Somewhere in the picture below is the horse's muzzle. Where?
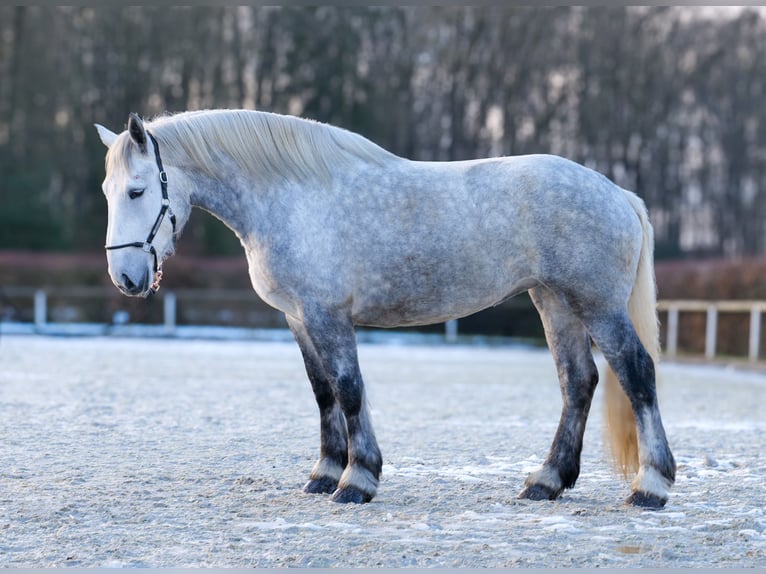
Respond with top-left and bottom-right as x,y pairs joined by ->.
117,270 -> 151,297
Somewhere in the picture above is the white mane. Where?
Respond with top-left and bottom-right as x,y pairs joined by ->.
106,109 -> 397,184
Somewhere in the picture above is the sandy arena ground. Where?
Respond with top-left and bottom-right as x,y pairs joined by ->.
0,334 -> 764,567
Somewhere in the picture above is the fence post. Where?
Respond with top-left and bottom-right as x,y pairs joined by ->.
164,291 -> 177,335
445,319 -> 458,343
666,306 -> 679,358
705,305 -> 718,360
34,290 -> 47,332
749,305 -> 761,362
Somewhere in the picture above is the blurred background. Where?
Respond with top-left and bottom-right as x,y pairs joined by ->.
2,6 -> 766,357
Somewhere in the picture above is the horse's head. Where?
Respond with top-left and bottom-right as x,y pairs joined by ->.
95,113 -> 182,297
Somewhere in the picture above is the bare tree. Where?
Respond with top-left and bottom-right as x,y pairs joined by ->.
3,7 -> 766,258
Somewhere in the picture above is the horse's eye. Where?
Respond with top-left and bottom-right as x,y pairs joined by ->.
128,188 -> 145,200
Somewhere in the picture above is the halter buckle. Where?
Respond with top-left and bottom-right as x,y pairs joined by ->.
142,242 -> 153,253
159,170 -> 168,184
161,198 -> 170,207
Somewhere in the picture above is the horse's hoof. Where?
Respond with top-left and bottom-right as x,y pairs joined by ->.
331,485 -> 373,504
626,490 -> 667,509
518,483 -> 558,501
303,477 -> 338,495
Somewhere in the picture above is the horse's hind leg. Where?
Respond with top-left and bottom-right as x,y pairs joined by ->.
288,317 -> 348,495
288,308 -> 382,503
584,309 -> 676,508
519,286 -> 600,501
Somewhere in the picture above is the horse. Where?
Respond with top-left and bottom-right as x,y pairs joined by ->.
94,109 -> 676,508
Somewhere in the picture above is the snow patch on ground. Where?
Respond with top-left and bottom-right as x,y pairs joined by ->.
0,335 -> 764,567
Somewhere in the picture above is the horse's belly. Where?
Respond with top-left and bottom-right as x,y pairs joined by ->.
350,275 -> 537,328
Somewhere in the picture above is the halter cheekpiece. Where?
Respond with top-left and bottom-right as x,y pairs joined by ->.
104,131 -> 177,292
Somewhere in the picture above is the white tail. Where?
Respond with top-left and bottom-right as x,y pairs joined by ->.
603,190 -> 660,477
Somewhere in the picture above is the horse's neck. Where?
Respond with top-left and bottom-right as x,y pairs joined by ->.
184,153 -> 396,246
186,171 -> 255,242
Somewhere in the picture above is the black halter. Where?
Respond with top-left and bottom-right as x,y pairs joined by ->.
105,131 -> 176,292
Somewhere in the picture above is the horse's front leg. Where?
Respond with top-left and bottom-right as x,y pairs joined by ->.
288,317 -> 349,495
288,310 -> 382,503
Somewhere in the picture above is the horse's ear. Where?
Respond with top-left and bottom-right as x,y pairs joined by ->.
127,112 -> 148,153
94,124 -> 118,148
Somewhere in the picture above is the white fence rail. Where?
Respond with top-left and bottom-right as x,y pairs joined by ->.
2,287 -> 764,361
1,287 -> 466,343
657,300 -> 766,362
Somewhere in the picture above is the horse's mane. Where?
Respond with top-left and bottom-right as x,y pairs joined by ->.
106,109 -> 397,184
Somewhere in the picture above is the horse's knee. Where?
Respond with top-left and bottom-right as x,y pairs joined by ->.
332,372 -> 363,416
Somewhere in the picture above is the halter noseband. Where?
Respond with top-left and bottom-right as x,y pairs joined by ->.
105,131 -> 177,293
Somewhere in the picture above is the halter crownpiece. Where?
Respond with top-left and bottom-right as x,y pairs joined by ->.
105,130 -> 176,293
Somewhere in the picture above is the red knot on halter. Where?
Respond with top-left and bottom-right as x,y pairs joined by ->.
104,130 -> 177,293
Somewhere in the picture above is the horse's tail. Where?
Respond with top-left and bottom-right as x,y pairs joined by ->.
603,189 -> 660,477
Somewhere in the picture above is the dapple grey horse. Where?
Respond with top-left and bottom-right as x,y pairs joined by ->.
95,110 -> 675,508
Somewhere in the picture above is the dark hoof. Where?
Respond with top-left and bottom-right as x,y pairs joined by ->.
518,483 -> 558,501
331,486 -> 373,504
626,490 -> 667,509
303,477 -> 338,495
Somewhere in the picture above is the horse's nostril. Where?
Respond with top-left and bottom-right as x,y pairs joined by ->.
121,273 -> 137,291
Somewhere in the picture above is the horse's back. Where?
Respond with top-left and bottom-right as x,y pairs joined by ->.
344,154 -> 643,327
